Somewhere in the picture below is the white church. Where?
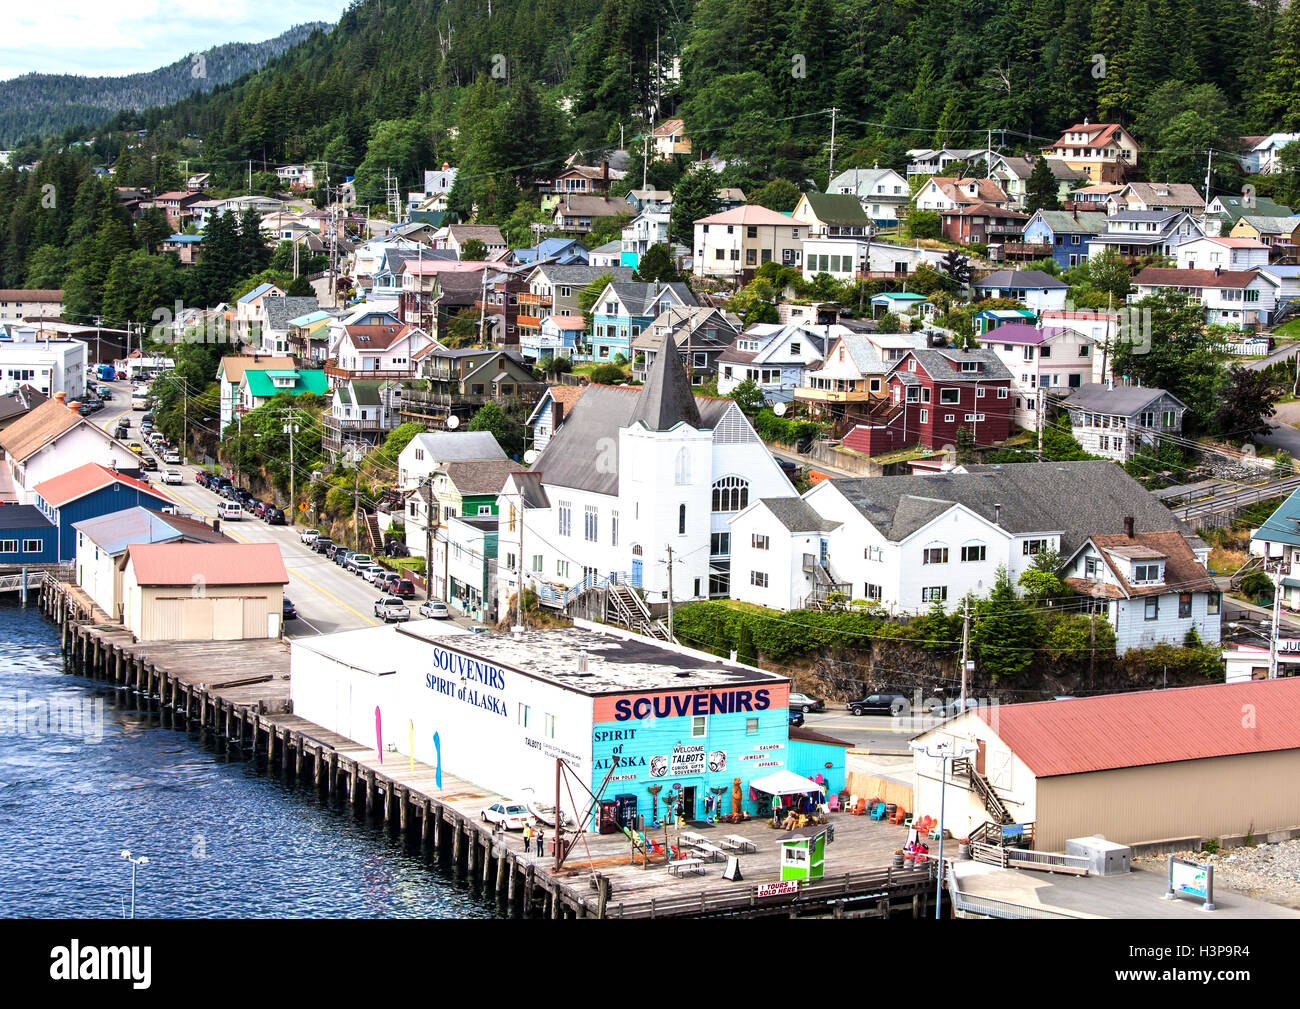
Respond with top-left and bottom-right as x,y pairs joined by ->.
500,338 -> 799,609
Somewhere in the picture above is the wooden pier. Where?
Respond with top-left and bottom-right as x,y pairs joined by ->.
36,576 -> 938,919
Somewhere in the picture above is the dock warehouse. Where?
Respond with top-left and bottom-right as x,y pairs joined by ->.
911,678 -> 1300,852
290,620 -> 791,829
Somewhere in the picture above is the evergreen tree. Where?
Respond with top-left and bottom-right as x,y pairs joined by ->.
670,166 -> 721,244
1024,156 -> 1061,213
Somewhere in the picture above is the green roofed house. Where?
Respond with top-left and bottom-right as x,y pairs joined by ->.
1250,487 -> 1300,610
792,192 -> 874,239
237,367 -> 328,418
870,291 -> 930,317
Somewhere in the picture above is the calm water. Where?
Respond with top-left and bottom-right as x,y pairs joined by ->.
0,601 -> 504,918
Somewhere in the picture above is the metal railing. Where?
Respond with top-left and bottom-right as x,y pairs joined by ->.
947,866 -> 1079,920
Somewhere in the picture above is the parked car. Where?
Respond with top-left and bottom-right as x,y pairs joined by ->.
311,537 -> 334,555
333,549 -> 354,567
266,507 -> 286,526
387,577 -> 416,599
360,564 -> 388,584
127,441 -> 144,455
777,458 -> 799,478
163,449 -> 180,464
162,469 -> 183,485
218,502 -> 242,520
468,626 -> 491,635
114,424 -> 129,441
139,456 -> 158,472
788,691 -> 826,714
253,501 -> 271,520
299,529 -> 320,544
418,600 -> 449,619
282,597 -> 297,620
325,543 -> 346,561
373,597 -> 411,623
346,553 -> 373,573
848,692 -> 912,717
480,802 -> 531,831
788,710 -> 805,728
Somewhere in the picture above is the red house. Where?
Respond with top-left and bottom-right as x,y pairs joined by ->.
938,203 -> 1028,246
842,347 -> 1014,455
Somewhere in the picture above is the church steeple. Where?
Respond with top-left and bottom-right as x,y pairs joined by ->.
629,331 -> 701,431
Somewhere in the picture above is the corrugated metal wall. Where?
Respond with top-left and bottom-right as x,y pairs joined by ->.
1035,750 -> 1300,851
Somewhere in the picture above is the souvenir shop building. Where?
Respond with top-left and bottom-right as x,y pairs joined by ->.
290,620 -> 794,830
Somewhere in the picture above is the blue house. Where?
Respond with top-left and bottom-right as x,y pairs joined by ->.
787,726 -> 854,799
0,505 -> 58,564
507,238 -> 589,266
1021,210 -> 1109,270
33,463 -> 174,560
590,281 -> 696,362
973,308 -> 1036,335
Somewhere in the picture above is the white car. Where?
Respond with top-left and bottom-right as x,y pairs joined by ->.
480,802 -> 531,831
218,502 -> 242,520
418,600 -> 450,619
163,449 -> 180,464
162,469 -> 183,485
373,597 -> 410,622
299,529 -> 320,544
361,565 -> 389,584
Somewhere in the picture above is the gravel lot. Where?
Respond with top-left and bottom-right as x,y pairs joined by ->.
1134,839 -> 1300,909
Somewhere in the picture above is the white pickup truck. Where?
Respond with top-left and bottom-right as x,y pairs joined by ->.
299,528 -> 320,544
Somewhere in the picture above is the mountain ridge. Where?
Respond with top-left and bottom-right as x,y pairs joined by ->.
0,22 -> 333,145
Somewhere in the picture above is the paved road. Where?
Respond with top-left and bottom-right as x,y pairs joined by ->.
1259,400 -> 1300,457
798,709 -> 940,752
93,377 -> 477,640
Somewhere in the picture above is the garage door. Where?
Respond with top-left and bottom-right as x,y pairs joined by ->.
181,597 -> 214,640
242,596 -> 274,638
212,597 -> 243,640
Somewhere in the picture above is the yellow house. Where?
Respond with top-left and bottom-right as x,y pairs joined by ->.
1229,215 -> 1300,264
120,541 -> 289,641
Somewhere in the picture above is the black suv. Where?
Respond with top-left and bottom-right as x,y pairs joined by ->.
848,692 -> 912,717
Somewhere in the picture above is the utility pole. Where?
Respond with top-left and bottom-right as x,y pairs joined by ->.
826,107 -> 839,191
1201,149 -> 1214,236
664,543 -> 675,641
353,459 -> 360,550
425,473 -> 434,601
283,416 -> 299,524
477,265 -> 489,346
1036,393 -> 1044,457
1267,557 -> 1289,679
247,160 -> 252,193
515,492 -> 525,631
986,129 -> 993,178
643,135 -> 650,190
182,383 -> 188,465
959,596 -> 971,712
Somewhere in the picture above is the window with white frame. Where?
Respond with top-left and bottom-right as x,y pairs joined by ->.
1133,562 -> 1162,583
611,510 -> 619,546
1144,596 -> 1159,620
961,544 -> 986,562
584,505 -> 598,541
22,539 -> 42,553
557,560 -> 571,578
692,715 -> 707,737
712,476 -> 749,512
922,547 -> 949,564
863,583 -> 882,601
752,533 -> 769,550
532,554 -> 543,572
921,586 -> 948,603
1022,539 -> 1049,555
558,501 -> 572,536
940,388 -> 960,404
750,570 -> 769,587
675,447 -> 691,485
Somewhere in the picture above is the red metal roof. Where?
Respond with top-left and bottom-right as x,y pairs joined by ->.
33,463 -> 173,508
124,541 -> 288,586
976,678 -> 1300,777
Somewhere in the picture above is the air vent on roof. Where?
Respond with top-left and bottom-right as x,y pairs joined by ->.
674,670 -> 692,678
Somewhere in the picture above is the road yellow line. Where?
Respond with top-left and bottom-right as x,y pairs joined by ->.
168,484 -> 377,627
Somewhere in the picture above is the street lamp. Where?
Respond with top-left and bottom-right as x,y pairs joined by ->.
120,850 -> 149,918
908,739 -> 977,919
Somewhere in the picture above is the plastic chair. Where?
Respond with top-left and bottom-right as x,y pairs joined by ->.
870,803 -> 887,821
890,807 -> 907,825
851,798 -> 867,816
902,814 -> 914,829
928,826 -> 945,842
827,795 -> 840,812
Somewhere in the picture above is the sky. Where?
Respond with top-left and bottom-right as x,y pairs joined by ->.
0,1 -> 347,81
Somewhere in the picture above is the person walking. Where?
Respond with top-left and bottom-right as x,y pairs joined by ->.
523,821 -> 533,854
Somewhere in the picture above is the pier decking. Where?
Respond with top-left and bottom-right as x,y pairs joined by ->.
37,576 -> 937,919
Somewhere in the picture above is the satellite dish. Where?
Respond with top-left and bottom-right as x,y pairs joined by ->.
446,415 -> 460,430
773,402 -> 788,417
524,449 -> 539,465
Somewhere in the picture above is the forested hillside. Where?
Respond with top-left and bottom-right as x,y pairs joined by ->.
0,23 -> 330,145
4,0 -> 1300,330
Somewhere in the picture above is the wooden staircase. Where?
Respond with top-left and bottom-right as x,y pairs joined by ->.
954,757 -> 1014,825
606,583 -> 672,641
